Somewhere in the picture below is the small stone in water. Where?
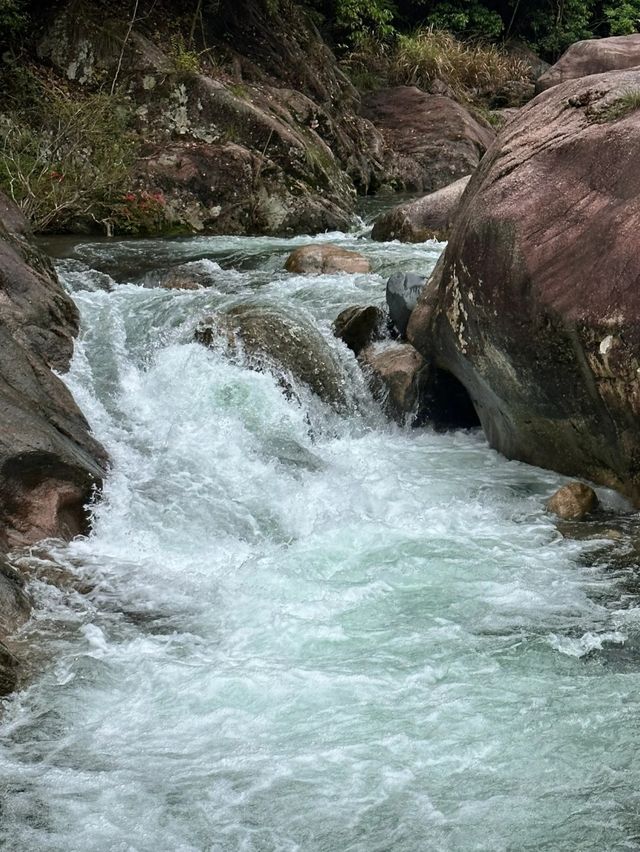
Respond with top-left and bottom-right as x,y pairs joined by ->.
546,482 -> 599,520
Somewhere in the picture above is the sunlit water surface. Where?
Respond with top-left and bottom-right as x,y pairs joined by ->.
2,228 -> 640,851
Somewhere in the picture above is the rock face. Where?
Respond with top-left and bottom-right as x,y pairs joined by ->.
0,193 -> 107,694
37,0 -> 387,236
0,197 -> 107,549
407,69 -> 640,505
333,305 -> 384,355
285,244 -> 371,275
547,482 -> 599,520
195,303 -> 348,409
359,342 -> 427,423
371,176 -> 471,243
536,34 -> 640,92
362,87 -> 495,192
386,272 -> 426,337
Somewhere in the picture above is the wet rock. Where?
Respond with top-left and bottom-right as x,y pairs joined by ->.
0,193 -> 107,550
285,244 -> 371,275
195,303 -> 348,409
407,68 -> 640,506
547,482 -> 599,520
359,342 -> 427,423
537,34 -> 640,92
362,87 -> 495,193
371,176 -> 470,243
0,559 -> 30,697
386,271 -> 425,337
333,305 -> 384,355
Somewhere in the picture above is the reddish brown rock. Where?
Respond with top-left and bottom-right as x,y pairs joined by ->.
547,482 -> 599,520
359,342 -> 427,422
536,34 -> 640,92
0,195 -> 107,550
371,176 -> 471,243
285,244 -> 371,275
362,87 -> 495,192
407,69 -> 640,504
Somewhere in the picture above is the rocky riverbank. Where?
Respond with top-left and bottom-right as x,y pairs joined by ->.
0,194 -> 107,693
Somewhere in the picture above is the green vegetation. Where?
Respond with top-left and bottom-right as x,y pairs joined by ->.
596,88 -> 640,122
0,69 -> 140,232
389,29 -> 529,101
320,0 -> 640,58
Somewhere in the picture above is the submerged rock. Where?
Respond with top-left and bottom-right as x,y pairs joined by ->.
386,271 -> 425,337
195,303 -> 348,409
536,34 -> 640,92
407,69 -> 640,504
547,483 -> 599,520
333,305 -> 384,355
285,244 -> 371,275
371,176 -> 470,243
359,342 -> 427,423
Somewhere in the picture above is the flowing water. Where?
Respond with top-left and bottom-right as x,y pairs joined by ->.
1,226 -> 640,851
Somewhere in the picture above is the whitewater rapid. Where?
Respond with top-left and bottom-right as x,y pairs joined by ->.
1,230 -> 639,851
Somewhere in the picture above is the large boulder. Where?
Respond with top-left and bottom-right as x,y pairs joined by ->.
407,69 -> 640,505
285,244 -> 371,275
371,175 -> 471,243
0,196 -> 107,549
536,34 -> 640,92
362,87 -> 495,192
195,303 -> 348,409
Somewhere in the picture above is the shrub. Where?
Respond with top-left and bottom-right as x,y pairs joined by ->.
388,28 -> 529,102
0,76 -> 139,232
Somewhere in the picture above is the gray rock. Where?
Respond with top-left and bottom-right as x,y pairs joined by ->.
386,272 -> 425,337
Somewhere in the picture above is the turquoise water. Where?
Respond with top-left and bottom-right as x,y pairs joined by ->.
1,231 -> 639,851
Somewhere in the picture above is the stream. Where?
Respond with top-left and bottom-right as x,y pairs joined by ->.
1,226 -> 640,851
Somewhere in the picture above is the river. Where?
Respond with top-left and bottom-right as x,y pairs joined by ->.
1,226 -> 639,851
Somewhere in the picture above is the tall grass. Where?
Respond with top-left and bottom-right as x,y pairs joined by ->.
388,28 -> 529,102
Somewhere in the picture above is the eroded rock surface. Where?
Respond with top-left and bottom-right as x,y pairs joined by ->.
362,87 -> 495,192
407,69 -> 640,504
37,0 -> 387,236
371,176 -> 471,243
537,34 -> 640,92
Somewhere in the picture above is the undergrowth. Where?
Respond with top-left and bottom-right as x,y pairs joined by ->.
0,66 -> 143,232
387,28 -> 530,103
597,88 -> 640,122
